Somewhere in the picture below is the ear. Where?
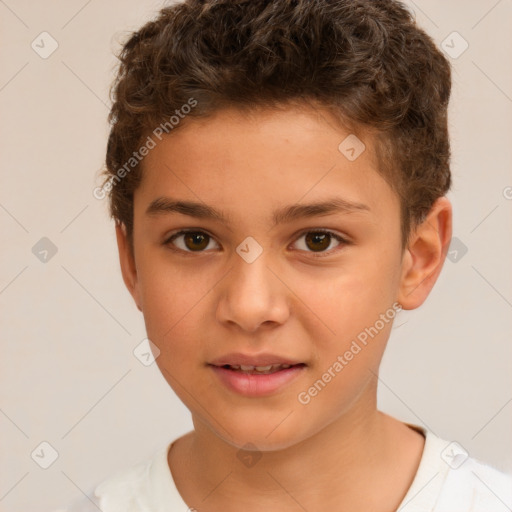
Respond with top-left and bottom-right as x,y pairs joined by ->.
115,222 -> 143,312
397,197 -> 452,310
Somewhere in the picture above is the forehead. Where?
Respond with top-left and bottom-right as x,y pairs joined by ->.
135,105 -> 399,225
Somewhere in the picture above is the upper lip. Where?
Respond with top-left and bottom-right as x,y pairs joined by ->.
209,352 -> 305,367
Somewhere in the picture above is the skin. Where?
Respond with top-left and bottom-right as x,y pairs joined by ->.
116,104 -> 452,511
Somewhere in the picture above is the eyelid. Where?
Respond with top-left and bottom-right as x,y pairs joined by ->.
163,228 -> 350,256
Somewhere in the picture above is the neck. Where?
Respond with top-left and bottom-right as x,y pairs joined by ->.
169,391 -> 425,511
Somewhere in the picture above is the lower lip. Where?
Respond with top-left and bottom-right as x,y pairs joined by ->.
210,365 -> 306,397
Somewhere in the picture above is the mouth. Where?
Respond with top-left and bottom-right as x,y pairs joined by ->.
208,360 -> 307,397
214,363 -> 306,375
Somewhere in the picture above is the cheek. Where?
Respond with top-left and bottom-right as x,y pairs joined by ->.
294,305 -> 397,424
140,268 -> 212,402
289,256 -> 402,404
290,257 -> 400,343
136,261 -> 214,354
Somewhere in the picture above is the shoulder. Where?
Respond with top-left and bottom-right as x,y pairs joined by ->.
52,441 -> 181,512
400,424 -> 512,512
50,459 -> 151,512
435,455 -> 512,512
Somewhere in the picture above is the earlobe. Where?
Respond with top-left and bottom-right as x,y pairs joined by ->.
115,222 -> 143,312
397,197 -> 452,310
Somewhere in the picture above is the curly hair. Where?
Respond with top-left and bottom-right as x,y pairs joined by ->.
104,0 -> 451,249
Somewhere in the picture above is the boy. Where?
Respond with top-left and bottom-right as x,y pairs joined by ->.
58,0 -> 512,510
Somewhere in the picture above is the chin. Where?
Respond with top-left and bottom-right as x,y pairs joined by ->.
211,414 -> 312,452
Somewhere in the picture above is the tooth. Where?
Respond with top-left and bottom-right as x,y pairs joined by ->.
240,365 -> 254,371
229,365 -> 240,370
281,364 -> 291,369
254,365 -> 273,372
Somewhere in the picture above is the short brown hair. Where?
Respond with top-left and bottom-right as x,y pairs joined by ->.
104,0 -> 451,248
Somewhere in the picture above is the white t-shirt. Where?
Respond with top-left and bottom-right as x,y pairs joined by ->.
54,425 -> 512,512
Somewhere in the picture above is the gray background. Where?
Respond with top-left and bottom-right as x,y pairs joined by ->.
1,1 -> 511,510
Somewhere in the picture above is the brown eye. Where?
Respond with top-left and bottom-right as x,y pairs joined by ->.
305,232 -> 331,252
293,230 -> 347,254
166,230 -> 219,252
183,232 -> 209,251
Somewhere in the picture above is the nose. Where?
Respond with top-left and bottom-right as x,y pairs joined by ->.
215,251 -> 290,333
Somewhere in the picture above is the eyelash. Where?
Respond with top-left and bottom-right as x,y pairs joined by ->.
163,229 -> 350,257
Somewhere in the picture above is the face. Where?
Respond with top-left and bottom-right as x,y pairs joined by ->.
121,105 -> 410,451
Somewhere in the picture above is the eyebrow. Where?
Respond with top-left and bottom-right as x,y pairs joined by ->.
146,196 -> 370,226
